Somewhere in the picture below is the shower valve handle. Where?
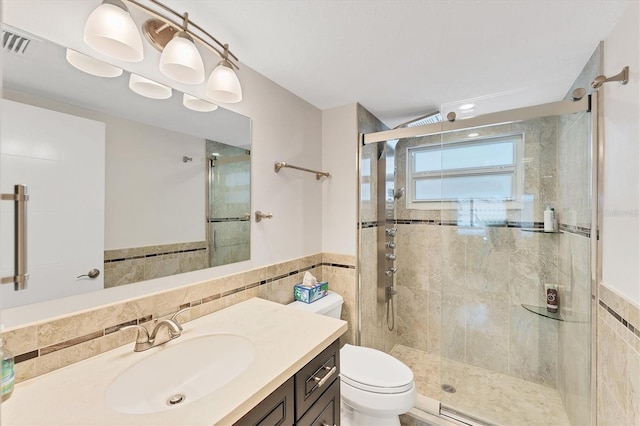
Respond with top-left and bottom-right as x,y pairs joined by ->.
385,228 -> 397,237
385,268 -> 397,277
386,241 -> 396,249
386,253 -> 396,261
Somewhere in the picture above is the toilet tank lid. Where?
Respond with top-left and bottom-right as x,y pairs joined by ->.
287,291 -> 343,315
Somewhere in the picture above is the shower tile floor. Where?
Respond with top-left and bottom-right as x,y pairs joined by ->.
390,345 -> 570,426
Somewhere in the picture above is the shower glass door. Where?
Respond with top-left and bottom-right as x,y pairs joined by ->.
360,96 -> 594,426
436,109 -> 593,426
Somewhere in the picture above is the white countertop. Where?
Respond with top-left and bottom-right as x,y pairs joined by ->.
0,298 -> 347,425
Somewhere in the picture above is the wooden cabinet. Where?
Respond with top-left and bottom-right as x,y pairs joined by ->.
235,339 -> 340,426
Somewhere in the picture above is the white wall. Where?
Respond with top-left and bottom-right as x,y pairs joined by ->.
322,104 -> 358,255
2,90 -> 206,250
601,1 -> 640,305
105,119 -> 204,249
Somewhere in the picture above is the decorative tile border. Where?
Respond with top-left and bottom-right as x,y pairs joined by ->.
600,299 -> 640,340
208,217 -> 250,223
360,219 -> 593,238
4,253 -> 356,378
104,241 -> 208,264
558,223 -> 592,238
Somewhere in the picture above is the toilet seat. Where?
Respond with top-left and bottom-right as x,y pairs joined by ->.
340,344 -> 414,394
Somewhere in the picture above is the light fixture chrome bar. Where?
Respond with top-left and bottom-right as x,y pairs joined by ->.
1,184 -> 29,291
364,96 -> 590,144
274,162 -> 330,180
125,0 -> 240,69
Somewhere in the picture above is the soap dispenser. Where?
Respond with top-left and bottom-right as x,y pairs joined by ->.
0,338 -> 14,401
0,337 -> 15,401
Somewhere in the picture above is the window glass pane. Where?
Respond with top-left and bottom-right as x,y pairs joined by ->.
414,149 -> 442,172
441,141 -> 514,170
361,183 -> 371,201
362,158 -> 371,177
415,174 -> 513,200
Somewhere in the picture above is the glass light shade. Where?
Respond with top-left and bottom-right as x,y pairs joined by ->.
66,49 -> 123,78
83,1 -> 143,62
159,33 -> 205,84
183,94 -> 218,112
128,74 -> 172,99
207,61 -> 242,103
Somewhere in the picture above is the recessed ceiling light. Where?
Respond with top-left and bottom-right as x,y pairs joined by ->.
459,103 -> 475,110
467,132 -> 480,137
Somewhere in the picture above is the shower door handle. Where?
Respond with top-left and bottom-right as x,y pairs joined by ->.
1,184 -> 29,291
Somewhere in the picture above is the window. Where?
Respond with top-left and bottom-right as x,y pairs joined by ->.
406,134 -> 523,209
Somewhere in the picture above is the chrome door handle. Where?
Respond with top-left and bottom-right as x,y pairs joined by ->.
313,365 -> 337,388
77,269 -> 100,279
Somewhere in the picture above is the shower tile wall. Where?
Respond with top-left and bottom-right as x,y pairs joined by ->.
358,104 -> 396,353
394,116 -> 561,387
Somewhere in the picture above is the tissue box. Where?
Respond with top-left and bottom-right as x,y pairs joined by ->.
294,282 -> 329,303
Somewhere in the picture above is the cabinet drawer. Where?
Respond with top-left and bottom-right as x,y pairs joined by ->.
297,379 -> 340,426
295,340 -> 340,420
235,377 -> 295,426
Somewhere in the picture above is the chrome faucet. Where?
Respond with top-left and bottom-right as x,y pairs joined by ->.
121,308 -> 190,352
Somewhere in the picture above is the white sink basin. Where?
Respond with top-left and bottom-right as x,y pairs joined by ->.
105,333 -> 255,414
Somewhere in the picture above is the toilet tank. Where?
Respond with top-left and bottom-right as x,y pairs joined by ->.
287,291 -> 343,319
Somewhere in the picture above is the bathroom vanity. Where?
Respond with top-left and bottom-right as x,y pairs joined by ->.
0,298 -> 347,425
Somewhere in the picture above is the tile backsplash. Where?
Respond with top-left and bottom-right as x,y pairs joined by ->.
1,253 -> 356,384
104,241 -> 209,288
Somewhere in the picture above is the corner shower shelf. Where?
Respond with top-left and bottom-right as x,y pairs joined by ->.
521,304 -> 564,321
519,228 -> 562,234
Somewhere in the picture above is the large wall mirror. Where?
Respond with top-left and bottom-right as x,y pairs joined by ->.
0,23 -> 251,309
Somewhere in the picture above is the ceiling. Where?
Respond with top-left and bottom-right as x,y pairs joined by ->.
158,0 -> 630,128
2,0 -> 632,129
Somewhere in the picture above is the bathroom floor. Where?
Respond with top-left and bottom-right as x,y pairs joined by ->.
390,345 -> 571,426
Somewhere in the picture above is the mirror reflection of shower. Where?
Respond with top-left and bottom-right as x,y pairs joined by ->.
206,140 -> 251,267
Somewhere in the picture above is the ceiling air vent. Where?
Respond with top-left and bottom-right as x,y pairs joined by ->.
2,28 -> 33,55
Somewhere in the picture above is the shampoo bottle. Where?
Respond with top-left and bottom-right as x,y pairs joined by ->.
0,338 -> 14,402
544,206 -> 554,232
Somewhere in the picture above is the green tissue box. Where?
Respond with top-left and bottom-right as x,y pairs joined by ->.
294,282 -> 329,303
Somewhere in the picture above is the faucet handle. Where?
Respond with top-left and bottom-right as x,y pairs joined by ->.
171,307 -> 191,324
120,324 -> 150,344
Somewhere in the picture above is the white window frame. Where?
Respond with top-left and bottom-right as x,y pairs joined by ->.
406,133 -> 524,210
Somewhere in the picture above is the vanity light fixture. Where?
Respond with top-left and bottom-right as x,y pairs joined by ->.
207,44 -> 243,103
66,49 -> 123,78
83,0 -> 243,102
128,73 -> 172,99
183,93 -> 218,112
158,13 -> 205,84
83,0 -> 144,62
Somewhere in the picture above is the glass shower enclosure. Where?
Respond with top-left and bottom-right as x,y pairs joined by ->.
358,95 -> 596,425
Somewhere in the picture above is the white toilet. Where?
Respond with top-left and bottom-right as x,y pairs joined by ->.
288,291 -> 416,426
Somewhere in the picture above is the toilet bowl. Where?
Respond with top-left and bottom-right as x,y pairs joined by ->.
288,291 -> 416,425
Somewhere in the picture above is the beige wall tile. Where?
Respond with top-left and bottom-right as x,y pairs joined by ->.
14,357 -> 37,383
0,325 -> 37,356
598,318 -> 628,412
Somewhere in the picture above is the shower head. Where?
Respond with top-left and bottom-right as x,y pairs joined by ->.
394,187 -> 405,200
394,111 -> 441,129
